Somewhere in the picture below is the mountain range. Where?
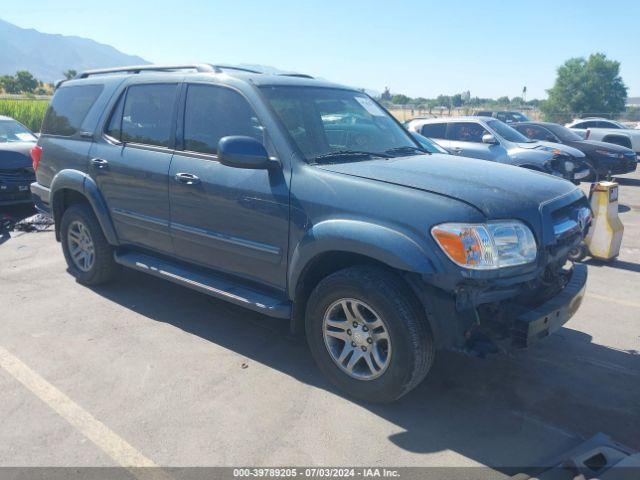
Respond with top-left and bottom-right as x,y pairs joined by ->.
0,18 -> 148,82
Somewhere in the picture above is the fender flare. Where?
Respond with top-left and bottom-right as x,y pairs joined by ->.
287,219 -> 436,299
50,169 -> 119,245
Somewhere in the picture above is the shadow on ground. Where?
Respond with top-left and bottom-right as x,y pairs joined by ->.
89,268 -> 640,472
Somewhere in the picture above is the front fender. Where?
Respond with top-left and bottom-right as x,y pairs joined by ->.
287,219 -> 436,299
50,169 -> 118,245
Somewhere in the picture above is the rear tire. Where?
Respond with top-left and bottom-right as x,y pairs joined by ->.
60,203 -> 117,285
305,266 -> 434,403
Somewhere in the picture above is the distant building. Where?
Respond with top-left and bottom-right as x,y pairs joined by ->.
626,97 -> 640,107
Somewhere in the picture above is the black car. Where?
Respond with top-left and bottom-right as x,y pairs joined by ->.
513,121 -> 637,179
473,110 -> 530,123
0,116 -> 37,206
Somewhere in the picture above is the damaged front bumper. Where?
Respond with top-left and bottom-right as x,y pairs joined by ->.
510,263 -> 587,347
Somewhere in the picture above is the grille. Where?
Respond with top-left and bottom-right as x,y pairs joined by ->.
0,168 -> 35,180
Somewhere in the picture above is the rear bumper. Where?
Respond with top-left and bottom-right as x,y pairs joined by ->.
510,263 -> 587,347
30,182 -> 52,215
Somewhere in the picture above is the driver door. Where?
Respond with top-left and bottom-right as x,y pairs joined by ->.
168,84 -> 290,290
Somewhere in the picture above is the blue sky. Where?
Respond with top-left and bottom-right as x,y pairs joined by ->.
4,0 -> 640,99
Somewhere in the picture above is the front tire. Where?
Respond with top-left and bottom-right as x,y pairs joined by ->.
60,203 -> 117,285
305,266 -> 434,403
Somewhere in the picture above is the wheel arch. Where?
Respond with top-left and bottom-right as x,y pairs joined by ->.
50,169 -> 118,245
287,220 -> 437,335
601,134 -> 633,149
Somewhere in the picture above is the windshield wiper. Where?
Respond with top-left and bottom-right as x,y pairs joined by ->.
385,146 -> 431,156
312,150 -> 390,163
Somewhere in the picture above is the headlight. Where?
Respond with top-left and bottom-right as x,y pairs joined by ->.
595,149 -> 622,159
431,221 -> 537,269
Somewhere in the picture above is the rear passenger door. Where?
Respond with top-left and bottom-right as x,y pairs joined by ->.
89,83 -> 179,254
168,84 -> 290,290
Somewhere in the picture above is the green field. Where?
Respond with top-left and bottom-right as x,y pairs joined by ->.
0,98 -> 49,132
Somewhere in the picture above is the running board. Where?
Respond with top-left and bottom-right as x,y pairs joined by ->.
114,251 -> 291,319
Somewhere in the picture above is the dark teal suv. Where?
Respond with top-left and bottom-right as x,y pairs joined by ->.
31,64 -> 590,402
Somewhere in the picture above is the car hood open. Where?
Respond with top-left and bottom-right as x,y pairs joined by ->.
317,154 -> 579,219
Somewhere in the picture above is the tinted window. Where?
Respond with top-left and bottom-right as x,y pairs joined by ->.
420,123 -> 447,139
183,85 -> 263,154
120,84 -> 178,147
486,120 -> 530,142
448,122 -> 489,142
598,121 -> 621,129
574,121 -> 596,129
41,84 -> 103,136
516,124 -> 555,141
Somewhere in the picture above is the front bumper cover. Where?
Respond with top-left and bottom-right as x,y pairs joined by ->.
510,263 -> 587,347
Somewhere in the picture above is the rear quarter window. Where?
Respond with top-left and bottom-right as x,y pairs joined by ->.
41,84 -> 104,136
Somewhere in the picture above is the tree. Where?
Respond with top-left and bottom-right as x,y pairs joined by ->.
0,75 -> 20,94
541,53 -> 627,123
63,69 -> 78,80
15,71 -> 39,93
391,93 -> 412,105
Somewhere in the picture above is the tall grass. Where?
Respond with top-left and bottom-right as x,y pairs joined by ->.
0,98 -> 49,133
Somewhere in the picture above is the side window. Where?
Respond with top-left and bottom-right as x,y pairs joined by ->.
598,121 -> 620,129
41,84 -> 104,136
420,123 -> 447,139
517,125 -> 553,141
183,84 -> 263,155
120,84 -> 178,147
575,121 -> 596,129
447,122 -> 488,142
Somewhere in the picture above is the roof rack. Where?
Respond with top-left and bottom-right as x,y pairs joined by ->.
75,64 -> 220,79
278,73 -> 314,79
210,65 -> 263,74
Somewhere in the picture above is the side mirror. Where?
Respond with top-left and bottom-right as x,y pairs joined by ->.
482,134 -> 498,145
217,136 -> 278,170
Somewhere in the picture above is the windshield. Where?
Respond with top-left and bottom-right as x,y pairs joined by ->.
546,124 -> 583,142
510,112 -> 529,122
260,86 -> 418,162
0,120 -> 36,143
487,119 -> 531,143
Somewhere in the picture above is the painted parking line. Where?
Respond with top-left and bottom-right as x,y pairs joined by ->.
0,346 -> 171,479
588,293 -> 640,309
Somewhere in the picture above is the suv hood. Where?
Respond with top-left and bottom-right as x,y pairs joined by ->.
317,154 -> 579,218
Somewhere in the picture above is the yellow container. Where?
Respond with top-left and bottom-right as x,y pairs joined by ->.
585,181 -> 623,261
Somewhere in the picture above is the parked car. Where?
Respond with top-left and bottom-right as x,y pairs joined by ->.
408,131 -> 449,154
566,118 -> 640,156
473,110 -> 530,123
406,116 -> 590,183
0,115 -> 37,206
31,64 -> 590,403
513,121 -> 637,179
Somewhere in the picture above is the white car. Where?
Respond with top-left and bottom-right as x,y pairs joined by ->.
566,118 -> 640,157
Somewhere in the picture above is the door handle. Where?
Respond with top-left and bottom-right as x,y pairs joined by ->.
90,158 -> 109,169
174,172 -> 201,185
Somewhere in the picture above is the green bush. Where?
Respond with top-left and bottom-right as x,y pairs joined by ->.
0,98 -> 49,132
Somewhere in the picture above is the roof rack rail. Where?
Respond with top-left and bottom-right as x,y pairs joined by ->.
211,65 -> 263,74
75,64 -> 219,79
278,73 -> 314,79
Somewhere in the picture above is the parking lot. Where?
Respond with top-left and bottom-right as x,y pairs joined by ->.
1,173 -> 639,475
